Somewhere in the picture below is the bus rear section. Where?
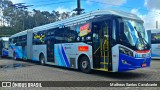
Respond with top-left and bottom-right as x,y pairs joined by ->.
8,30 -> 29,60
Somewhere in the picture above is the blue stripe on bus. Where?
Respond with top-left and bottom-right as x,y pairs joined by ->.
61,45 -> 70,67
58,46 -> 65,67
15,47 -> 22,59
57,46 -> 63,66
10,45 -> 21,59
55,46 -> 62,66
9,45 -> 26,60
12,46 -> 20,59
23,49 -> 27,59
54,47 -> 60,65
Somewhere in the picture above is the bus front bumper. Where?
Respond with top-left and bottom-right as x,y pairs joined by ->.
118,54 -> 151,72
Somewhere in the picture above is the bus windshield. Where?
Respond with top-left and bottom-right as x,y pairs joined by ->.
123,19 -> 149,50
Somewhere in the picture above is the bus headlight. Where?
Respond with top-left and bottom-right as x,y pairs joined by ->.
135,54 -> 141,58
119,47 -> 133,57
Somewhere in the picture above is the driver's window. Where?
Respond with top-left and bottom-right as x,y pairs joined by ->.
120,22 -> 130,44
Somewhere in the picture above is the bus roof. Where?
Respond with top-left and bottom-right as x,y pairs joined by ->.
10,29 -> 32,38
0,37 -> 9,41
32,9 -> 142,32
10,9 -> 142,37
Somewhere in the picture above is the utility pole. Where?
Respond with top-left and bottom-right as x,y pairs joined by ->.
73,0 -> 84,15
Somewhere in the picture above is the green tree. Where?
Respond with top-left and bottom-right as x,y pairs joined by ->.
0,0 -> 77,36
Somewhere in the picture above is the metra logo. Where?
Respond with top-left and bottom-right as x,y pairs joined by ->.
78,46 -> 89,52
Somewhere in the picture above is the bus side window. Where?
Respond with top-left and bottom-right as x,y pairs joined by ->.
62,27 -> 77,43
33,31 -> 45,45
54,29 -> 65,44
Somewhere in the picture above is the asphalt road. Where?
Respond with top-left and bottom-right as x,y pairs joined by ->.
0,58 -> 159,90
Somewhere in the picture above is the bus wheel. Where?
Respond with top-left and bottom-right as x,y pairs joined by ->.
79,56 -> 91,73
39,54 -> 45,65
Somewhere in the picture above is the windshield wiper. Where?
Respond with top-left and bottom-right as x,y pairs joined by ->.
134,27 -> 142,38
134,26 -> 147,48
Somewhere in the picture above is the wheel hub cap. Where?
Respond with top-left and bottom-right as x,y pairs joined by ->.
82,61 -> 87,69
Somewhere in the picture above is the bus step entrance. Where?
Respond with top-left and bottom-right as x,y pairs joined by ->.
95,37 -> 110,71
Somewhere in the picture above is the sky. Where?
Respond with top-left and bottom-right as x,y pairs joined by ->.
9,0 -> 160,30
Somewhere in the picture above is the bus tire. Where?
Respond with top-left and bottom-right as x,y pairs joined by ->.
39,53 -> 45,65
79,56 -> 91,73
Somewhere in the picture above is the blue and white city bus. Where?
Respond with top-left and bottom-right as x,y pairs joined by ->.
8,10 -> 151,73
147,29 -> 160,59
0,37 -> 9,57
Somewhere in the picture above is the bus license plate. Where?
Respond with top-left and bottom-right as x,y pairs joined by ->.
142,63 -> 146,67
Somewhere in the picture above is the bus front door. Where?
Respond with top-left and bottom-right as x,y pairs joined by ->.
93,21 -> 110,71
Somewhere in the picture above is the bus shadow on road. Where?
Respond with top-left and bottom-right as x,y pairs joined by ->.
44,64 -> 146,80
3,58 -> 148,80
